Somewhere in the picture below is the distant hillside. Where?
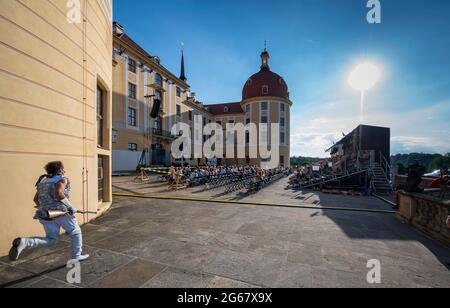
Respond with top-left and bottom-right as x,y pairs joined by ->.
290,156 -> 324,166
391,153 -> 450,172
290,153 -> 450,172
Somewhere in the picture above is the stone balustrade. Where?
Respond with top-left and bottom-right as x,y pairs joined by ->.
396,189 -> 450,245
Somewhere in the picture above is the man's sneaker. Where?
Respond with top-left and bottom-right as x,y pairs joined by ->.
9,238 -> 26,261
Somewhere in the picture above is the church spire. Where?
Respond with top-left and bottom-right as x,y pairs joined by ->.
179,43 -> 187,82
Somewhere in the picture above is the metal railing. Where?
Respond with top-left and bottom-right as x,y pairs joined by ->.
295,169 -> 369,191
151,128 -> 176,138
379,152 -> 393,183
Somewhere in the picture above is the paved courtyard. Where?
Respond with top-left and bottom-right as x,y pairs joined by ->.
1,176 -> 449,288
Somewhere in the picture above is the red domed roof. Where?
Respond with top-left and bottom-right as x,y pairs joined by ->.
242,69 -> 289,101
242,50 -> 289,101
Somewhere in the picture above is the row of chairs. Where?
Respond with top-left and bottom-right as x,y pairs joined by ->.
247,171 -> 289,194
224,175 -> 258,194
188,175 -> 210,187
156,172 -> 239,189
205,174 -> 252,190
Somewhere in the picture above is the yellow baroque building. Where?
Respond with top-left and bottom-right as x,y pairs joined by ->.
112,23 -> 292,171
0,0 -> 113,255
111,22 -> 195,171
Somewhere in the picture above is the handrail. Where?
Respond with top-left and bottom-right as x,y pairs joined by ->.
379,152 -> 392,182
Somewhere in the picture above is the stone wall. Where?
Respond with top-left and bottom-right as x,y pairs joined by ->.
395,175 -> 434,189
396,190 -> 450,245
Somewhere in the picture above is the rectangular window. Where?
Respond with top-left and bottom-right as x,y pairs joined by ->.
155,90 -> 163,110
280,117 -> 285,127
155,73 -> 163,87
262,85 -> 269,95
261,102 -> 268,111
280,103 -> 285,112
128,83 -> 136,99
155,90 -> 162,100
280,156 -> 285,167
188,110 -> 193,121
246,132 -> 250,143
128,107 -> 136,127
112,129 -> 118,143
154,116 -> 162,130
176,105 -> 181,117
98,156 -> 104,202
261,116 -> 268,123
128,58 -> 136,73
128,143 -> 138,151
245,104 -> 250,113
176,87 -> 181,97
96,86 -> 104,148
280,132 -> 286,144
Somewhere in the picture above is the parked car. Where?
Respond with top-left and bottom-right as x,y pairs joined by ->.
424,169 -> 450,178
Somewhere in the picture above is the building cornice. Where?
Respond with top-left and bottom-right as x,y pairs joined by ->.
182,100 -> 210,114
113,36 -> 190,90
241,96 -> 293,106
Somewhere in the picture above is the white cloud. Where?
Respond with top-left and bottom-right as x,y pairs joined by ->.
290,99 -> 450,157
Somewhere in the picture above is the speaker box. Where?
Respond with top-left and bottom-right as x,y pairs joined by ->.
150,99 -> 161,118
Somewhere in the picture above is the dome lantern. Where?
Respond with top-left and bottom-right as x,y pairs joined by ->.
261,49 -> 270,70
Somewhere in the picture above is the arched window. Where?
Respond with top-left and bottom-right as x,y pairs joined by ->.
262,85 -> 269,95
224,106 -> 229,113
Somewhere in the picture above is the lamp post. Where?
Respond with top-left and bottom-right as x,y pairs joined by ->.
348,62 -> 381,124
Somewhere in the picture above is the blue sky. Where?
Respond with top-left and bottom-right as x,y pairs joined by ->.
113,0 -> 450,157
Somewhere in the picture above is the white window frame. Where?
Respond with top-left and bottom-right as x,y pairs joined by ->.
279,102 -> 287,146
260,101 -> 270,145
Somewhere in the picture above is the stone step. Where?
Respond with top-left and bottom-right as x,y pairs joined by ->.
374,182 -> 391,186
374,186 -> 393,190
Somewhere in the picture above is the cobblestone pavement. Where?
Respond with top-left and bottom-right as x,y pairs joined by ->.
1,177 -> 449,288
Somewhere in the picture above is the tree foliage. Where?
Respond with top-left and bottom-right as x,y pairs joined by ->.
290,156 -> 324,166
391,153 -> 450,172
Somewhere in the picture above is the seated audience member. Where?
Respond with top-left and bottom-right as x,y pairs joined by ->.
429,166 -> 449,189
405,161 -> 427,193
